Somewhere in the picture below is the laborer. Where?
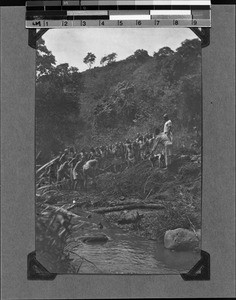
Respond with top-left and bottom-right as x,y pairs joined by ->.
151,128 -> 173,168
163,113 -> 173,142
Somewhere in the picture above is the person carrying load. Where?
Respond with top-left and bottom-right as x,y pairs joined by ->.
151,128 -> 173,168
72,156 -> 86,190
82,159 -> 99,190
163,113 -> 173,142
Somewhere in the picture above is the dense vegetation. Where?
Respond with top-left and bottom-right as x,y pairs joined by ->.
36,38 -> 201,162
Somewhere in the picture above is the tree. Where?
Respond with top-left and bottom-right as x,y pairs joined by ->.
179,74 -> 201,128
176,39 -> 201,59
36,38 -> 56,79
100,55 -> 108,66
94,81 -> 138,129
106,52 -> 117,64
133,49 -> 150,62
36,39 -> 84,162
153,47 -> 174,59
100,53 -> 117,66
83,52 -> 96,69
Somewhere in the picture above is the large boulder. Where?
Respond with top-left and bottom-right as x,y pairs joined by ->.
164,228 -> 201,251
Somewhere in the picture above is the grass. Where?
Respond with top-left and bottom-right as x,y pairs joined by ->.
36,197 -> 77,273
96,143 -> 201,242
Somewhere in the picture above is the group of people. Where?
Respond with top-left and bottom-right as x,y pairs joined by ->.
38,114 -> 173,190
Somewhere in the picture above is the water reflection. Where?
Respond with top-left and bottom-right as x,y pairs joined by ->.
72,218 -> 200,274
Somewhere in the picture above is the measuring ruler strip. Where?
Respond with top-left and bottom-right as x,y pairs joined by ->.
26,18 -> 210,27
26,16 -> 201,21
26,0 -> 211,27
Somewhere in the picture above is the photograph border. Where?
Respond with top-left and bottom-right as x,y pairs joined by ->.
33,22 -> 203,277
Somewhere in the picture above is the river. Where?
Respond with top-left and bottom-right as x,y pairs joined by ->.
68,207 -> 200,274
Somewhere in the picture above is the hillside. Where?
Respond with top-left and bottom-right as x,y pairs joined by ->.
36,38 -> 201,161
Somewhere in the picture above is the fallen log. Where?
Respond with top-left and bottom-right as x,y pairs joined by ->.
41,203 -> 80,218
91,203 -> 165,214
67,201 -> 87,209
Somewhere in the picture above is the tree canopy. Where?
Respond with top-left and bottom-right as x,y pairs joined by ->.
36,39 -> 84,162
100,52 -> 117,66
83,52 -> 96,69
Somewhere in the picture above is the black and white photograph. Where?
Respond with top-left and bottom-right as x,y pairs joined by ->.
35,28 -> 202,274
1,2 -> 236,298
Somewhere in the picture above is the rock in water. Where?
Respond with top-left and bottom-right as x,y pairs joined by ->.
79,234 -> 109,244
164,228 -> 200,251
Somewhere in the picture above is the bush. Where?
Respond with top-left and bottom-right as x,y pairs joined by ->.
36,200 -> 76,273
